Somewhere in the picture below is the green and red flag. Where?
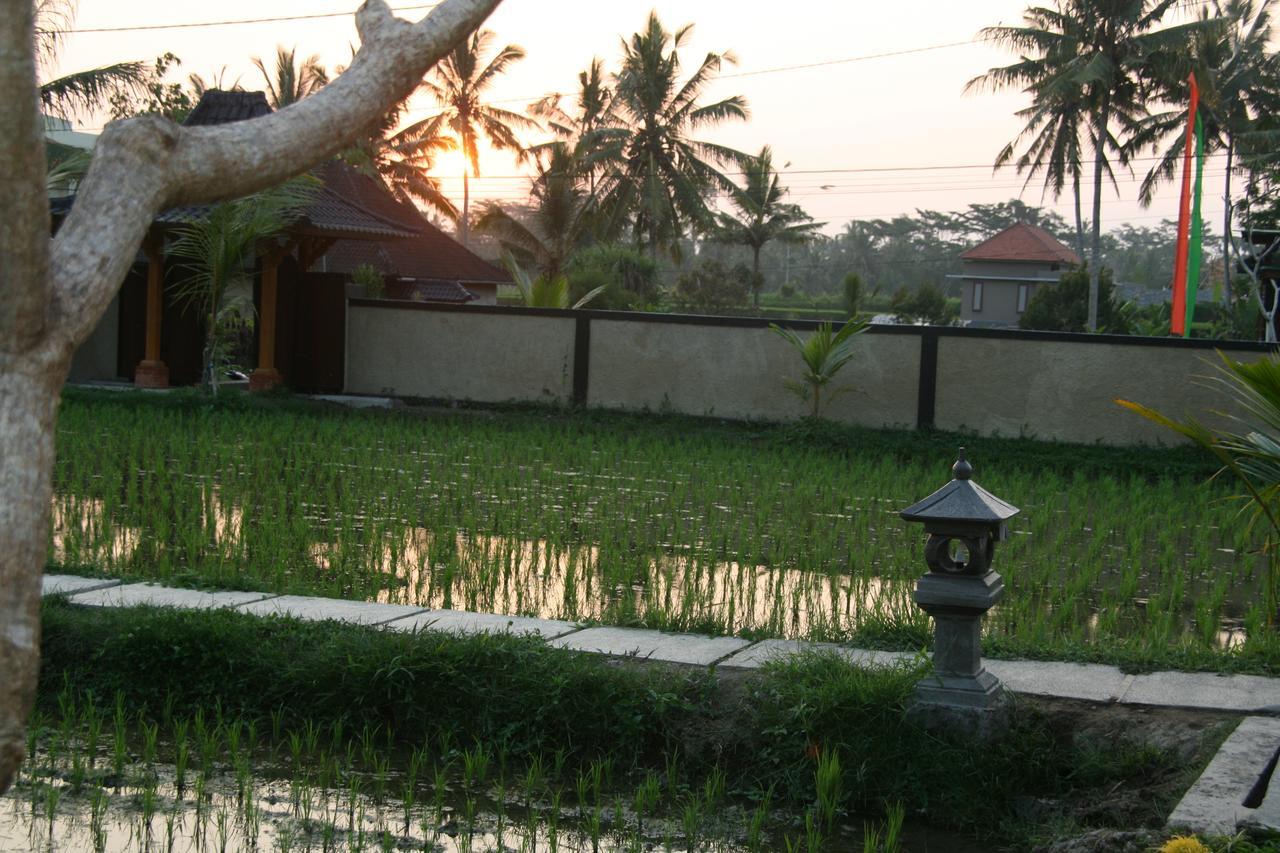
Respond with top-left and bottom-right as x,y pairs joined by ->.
1171,73 -> 1205,336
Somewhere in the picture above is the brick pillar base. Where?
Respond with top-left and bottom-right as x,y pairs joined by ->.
133,360 -> 170,389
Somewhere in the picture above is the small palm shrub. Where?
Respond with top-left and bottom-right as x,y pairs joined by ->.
770,319 -> 870,419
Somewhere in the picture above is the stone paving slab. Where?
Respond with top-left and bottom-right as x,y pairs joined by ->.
308,394 -> 395,409
985,660 -> 1134,703
1121,671 -> 1280,713
1255,745 -> 1280,832
387,609 -> 580,639
720,639 -> 918,670
67,583 -> 274,610
549,627 -> 750,666
1168,716 -> 1280,835
42,574 -> 121,596
233,595 -> 427,626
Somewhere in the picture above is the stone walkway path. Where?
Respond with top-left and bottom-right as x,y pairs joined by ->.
43,574 -> 1280,714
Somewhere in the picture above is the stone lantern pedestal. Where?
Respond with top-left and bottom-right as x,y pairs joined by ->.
913,571 -> 1005,710
900,450 -> 1018,738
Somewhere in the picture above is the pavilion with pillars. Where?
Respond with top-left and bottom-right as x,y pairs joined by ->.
127,90 -> 421,391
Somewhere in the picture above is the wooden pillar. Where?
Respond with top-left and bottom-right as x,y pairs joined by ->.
249,247 -> 286,392
133,235 -> 169,388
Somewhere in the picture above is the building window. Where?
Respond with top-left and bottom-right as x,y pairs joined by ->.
972,282 -> 984,312
1017,283 -> 1029,313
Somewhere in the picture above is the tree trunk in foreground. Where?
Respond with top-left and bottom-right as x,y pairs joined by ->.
1087,97 -> 1111,332
0,0 -> 505,796
1224,135 -> 1235,304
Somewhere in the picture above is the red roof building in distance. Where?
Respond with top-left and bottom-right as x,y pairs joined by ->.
951,224 -> 1082,328
960,223 -> 1081,266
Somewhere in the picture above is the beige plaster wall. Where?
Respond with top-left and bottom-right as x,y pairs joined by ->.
68,293 -> 119,382
587,320 -> 920,427
933,336 -> 1265,445
345,306 -> 575,402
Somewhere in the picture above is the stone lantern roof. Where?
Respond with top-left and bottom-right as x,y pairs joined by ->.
899,450 -> 1019,533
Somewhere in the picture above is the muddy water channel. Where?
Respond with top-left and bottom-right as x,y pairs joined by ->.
3,724 -> 982,852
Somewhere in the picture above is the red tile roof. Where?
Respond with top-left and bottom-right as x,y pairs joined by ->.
312,161 -> 510,284
960,223 -> 1081,265
176,91 -> 508,283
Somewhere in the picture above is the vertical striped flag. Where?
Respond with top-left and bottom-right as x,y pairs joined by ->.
1171,73 -> 1205,336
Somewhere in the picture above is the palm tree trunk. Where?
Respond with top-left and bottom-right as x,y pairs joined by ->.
1073,169 -> 1085,260
752,244 -> 762,309
1224,135 -> 1235,303
461,170 -> 470,247
1087,98 -> 1110,332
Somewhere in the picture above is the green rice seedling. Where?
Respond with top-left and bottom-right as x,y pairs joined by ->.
288,730 -> 304,773
680,795 -> 702,853
547,789 -> 562,853
882,800 -> 905,853
523,754 -> 544,810
702,765 -> 726,812
42,783 -> 60,829
165,803 -> 179,853
633,771 -> 661,838
461,796 -> 477,853
746,787 -> 773,853
111,718 -> 128,781
303,717 -> 322,758
586,803 -> 605,853
461,742 -> 490,793
815,747 -> 843,831
215,804 -> 231,853
270,707 -> 285,744
141,717 -> 160,768
401,778 -> 417,835
664,750 -> 682,799
90,787 -> 108,852
372,754 -> 390,805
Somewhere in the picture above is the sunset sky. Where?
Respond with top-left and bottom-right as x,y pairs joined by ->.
47,0 -> 1227,237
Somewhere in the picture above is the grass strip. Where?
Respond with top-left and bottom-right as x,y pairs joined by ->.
38,599 -> 1205,842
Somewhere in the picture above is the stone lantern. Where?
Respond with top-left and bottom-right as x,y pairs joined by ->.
900,448 -> 1019,730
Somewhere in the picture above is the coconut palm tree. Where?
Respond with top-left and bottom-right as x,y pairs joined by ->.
714,145 -> 822,308
528,58 -> 627,194
607,12 -> 750,257
475,143 -> 603,279
347,109 -> 458,220
414,29 -> 537,246
35,0 -> 147,119
251,46 -> 328,110
1128,0 -> 1280,299
973,0 -> 1214,330
967,66 -> 1091,259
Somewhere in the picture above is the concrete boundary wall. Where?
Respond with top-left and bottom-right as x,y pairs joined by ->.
345,300 -> 1275,446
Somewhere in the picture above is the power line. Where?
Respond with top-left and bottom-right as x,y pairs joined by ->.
42,3 -> 439,34
717,40 -> 977,79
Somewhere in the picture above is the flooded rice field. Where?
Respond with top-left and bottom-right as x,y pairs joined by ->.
50,395 -> 1269,653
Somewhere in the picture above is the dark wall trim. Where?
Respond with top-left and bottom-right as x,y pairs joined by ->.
347,299 -> 1278,353
917,329 -> 939,428
573,316 -> 591,406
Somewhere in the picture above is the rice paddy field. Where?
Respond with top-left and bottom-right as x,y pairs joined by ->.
48,388 -> 1279,670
